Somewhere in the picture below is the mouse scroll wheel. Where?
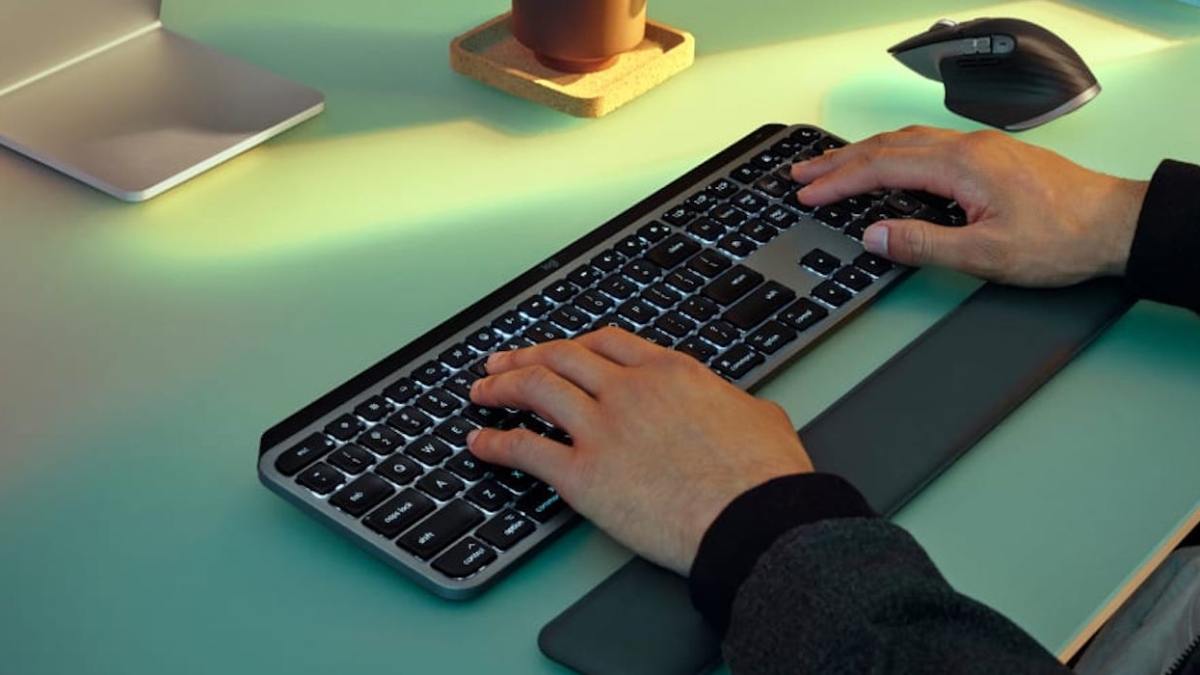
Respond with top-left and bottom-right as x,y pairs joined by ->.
930,18 -> 958,30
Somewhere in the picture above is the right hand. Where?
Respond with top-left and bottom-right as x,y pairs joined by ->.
791,126 -> 1150,287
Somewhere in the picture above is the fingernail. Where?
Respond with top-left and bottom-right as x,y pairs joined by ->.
863,224 -> 889,255
467,430 -> 480,447
485,351 -> 504,372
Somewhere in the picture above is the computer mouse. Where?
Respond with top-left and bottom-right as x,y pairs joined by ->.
889,17 -> 1100,131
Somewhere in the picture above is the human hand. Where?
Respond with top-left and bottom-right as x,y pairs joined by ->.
791,126 -> 1149,287
466,328 -> 813,576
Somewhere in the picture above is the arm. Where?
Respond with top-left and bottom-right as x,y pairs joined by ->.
791,126 -> 1200,312
464,329 -> 1070,674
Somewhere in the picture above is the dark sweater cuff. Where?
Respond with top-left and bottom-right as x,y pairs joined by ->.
687,473 -> 876,635
1126,160 -> 1200,313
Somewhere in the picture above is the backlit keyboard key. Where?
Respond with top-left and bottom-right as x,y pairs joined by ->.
331,474 -> 394,517
477,511 -> 537,550
412,360 -> 449,387
433,538 -> 497,579
354,396 -> 392,423
406,435 -> 454,466
704,266 -> 764,305
779,299 -> 828,332
375,454 -> 424,486
328,445 -> 374,475
297,462 -> 344,495
646,234 -> 701,269
398,500 -> 484,560
417,468 -> 465,501
325,414 -> 363,442
713,344 -> 765,380
363,489 -> 435,538
388,406 -> 434,436
813,280 -> 853,307
275,433 -> 336,476
357,425 -> 404,456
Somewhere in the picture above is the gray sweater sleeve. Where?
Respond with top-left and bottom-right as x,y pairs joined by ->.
723,518 -> 1071,675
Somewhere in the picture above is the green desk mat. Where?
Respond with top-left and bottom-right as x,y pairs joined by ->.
1,2 -> 1199,673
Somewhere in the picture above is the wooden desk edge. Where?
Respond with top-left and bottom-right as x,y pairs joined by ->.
1058,501 -> 1200,662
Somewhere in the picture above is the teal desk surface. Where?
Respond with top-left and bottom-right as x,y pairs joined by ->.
2,1 -> 1200,673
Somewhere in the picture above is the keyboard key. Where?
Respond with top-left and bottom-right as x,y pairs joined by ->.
465,479 -> 512,512
854,253 -> 894,277
398,500 -> 484,560
463,405 -> 509,428
568,264 -> 603,287
750,151 -> 782,170
645,233 -> 701,269
790,127 -> 822,143
704,265 -> 764,305
844,220 -> 868,241
354,396 -> 392,423
813,280 -> 853,307
593,314 -> 639,333
363,489 -> 435,538
549,305 -> 591,332
816,137 -> 845,153
598,274 -> 637,300
642,282 -> 682,309
660,205 -> 694,227
498,336 -> 534,353
637,221 -> 672,243
433,538 -> 497,579
762,205 -> 799,229
747,320 -> 798,355
676,336 -> 718,363
622,259 -> 662,285
838,195 -> 874,215
406,435 -> 454,466
325,414 -> 364,442
492,310 -> 528,335
447,451 -> 491,481
544,280 -> 580,303
753,173 -> 792,198
329,444 -> 375,475
711,204 -> 748,228
731,163 -> 763,184
665,268 -> 705,294
466,328 -> 500,352
733,190 -> 768,213
495,468 -> 536,494
723,281 -> 797,330
618,299 -> 659,325
358,425 -> 405,456
526,321 -> 567,344
639,327 -> 676,347
686,217 -> 724,242
713,344 -> 766,380
740,219 -> 778,244
518,295 -> 554,318
700,320 -> 739,348
783,189 -> 812,213
717,234 -> 756,258
779,299 -> 829,332
331,474 -> 394,517
417,468 -> 465,501
516,483 -> 568,523
417,389 -> 460,418
477,511 -> 537,550
435,416 -> 477,447
707,178 -> 740,199
800,249 -> 840,276
382,377 -> 420,405
886,192 -> 923,216
297,462 -> 344,495
679,295 -> 719,322
834,266 -> 873,292
439,343 -> 475,369
814,205 -> 852,228
616,235 -> 648,258
594,249 -> 628,273
375,454 -> 424,486
655,311 -> 697,338
275,433 -> 336,476
412,360 -> 450,387
574,289 -> 615,315
685,191 -> 720,213
688,250 -> 733,278
444,371 -> 479,400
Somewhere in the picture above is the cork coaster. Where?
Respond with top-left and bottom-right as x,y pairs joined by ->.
450,13 -> 695,118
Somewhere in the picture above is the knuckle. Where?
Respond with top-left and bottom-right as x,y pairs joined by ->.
521,365 -> 556,393
902,223 -> 931,262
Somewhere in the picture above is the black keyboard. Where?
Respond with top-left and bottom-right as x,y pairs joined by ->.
257,124 -> 967,599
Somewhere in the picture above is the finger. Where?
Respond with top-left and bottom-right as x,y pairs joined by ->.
573,326 -> 663,366
791,126 -> 954,183
795,148 -> 963,206
471,365 -> 597,431
863,218 -> 977,271
484,340 -> 620,395
468,428 -> 574,487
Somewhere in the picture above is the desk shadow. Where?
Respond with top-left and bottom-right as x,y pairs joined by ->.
201,24 -> 584,140
1059,0 -> 1200,38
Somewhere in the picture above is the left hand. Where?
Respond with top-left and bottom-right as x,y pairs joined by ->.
467,328 -> 814,575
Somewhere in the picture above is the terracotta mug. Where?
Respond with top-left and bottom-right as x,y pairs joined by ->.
511,0 -> 648,73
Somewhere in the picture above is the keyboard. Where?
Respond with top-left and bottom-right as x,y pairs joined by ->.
257,124 -> 967,599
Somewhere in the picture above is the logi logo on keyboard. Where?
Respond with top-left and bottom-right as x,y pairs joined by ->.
539,259 -> 561,272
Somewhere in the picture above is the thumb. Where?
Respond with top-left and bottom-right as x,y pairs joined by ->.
863,219 -> 972,269
467,427 -> 575,489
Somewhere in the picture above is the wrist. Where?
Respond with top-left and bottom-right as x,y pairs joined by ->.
1096,177 -> 1149,277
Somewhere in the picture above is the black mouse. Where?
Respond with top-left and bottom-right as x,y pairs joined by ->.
889,17 -> 1100,131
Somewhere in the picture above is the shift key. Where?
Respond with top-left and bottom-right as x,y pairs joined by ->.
397,500 -> 484,560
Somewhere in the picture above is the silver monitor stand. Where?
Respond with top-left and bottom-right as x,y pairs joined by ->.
0,0 -> 325,201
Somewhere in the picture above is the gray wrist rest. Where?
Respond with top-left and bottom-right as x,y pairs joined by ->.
539,279 -> 1134,675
